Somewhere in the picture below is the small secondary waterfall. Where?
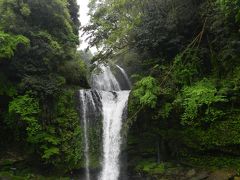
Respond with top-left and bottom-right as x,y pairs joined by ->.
79,64 -> 131,180
79,91 -> 91,180
116,65 -> 132,89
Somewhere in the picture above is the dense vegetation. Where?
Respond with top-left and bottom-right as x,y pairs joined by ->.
84,0 -> 240,178
0,0 -> 90,178
0,0 -> 240,179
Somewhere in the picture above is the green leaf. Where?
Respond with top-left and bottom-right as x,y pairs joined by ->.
0,31 -> 29,59
132,76 -> 160,108
42,147 -> 60,159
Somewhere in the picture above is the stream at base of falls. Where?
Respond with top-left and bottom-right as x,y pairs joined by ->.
79,64 -> 131,180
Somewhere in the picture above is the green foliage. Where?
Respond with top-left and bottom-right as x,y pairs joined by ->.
175,79 -> 227,126
68,0 -> 80,35
37,129 -> 60,161
0,73 -> 17,96
173,49 -> 202,86
132,76 -> 160,108
0,170 -> 71,180
7,90 -> 83,169
158,103 -> 173,119
54,89 -> 83,170
9,93 -> 39,117
180,113 -> 240,150
59,58 -> 88,86
133,0 -> 202,59
0,31 -> 29,59
9,93 -> 41,141
0,0 -> 240,176
135,160 -> 165,175
85,0 -> 203,62
84,0 -> 141,61
42,147 -> 60,160
8,94 -> 61,161
20,3 -> 31,17
217,0 -> 240,23
0,0 -> 86,173
185,156 -> 240,171
123,0 -> 240,173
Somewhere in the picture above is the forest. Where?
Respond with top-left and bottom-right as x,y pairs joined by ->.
0,0 -> 240,179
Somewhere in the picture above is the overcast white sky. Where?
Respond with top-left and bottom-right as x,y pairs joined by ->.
77,0 -> 97,52
77,0 -> 90,27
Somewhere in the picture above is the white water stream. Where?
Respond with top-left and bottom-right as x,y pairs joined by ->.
116,65 -> 132,89
91,64 -> 121,91
79,91 -> 91,180
99,91 -> 129,180
79,64 -> 130,180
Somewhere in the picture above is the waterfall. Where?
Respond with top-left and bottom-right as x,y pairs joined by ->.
100,91 -> 130,180
79,91 -> 91,180
116,65 -> 132,89
91,64 -> 121,91
79,64 -> 131,180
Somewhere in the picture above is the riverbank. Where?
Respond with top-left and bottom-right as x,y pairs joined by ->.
127,153 -> 240,180
1,155 -> 240,180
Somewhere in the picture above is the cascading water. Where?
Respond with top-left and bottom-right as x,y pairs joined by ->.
79,64 -> 131,180
79,91 -> 91,180
116,65 -> 132,89
91,64 -> 121,91
100,91 -> 129,180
